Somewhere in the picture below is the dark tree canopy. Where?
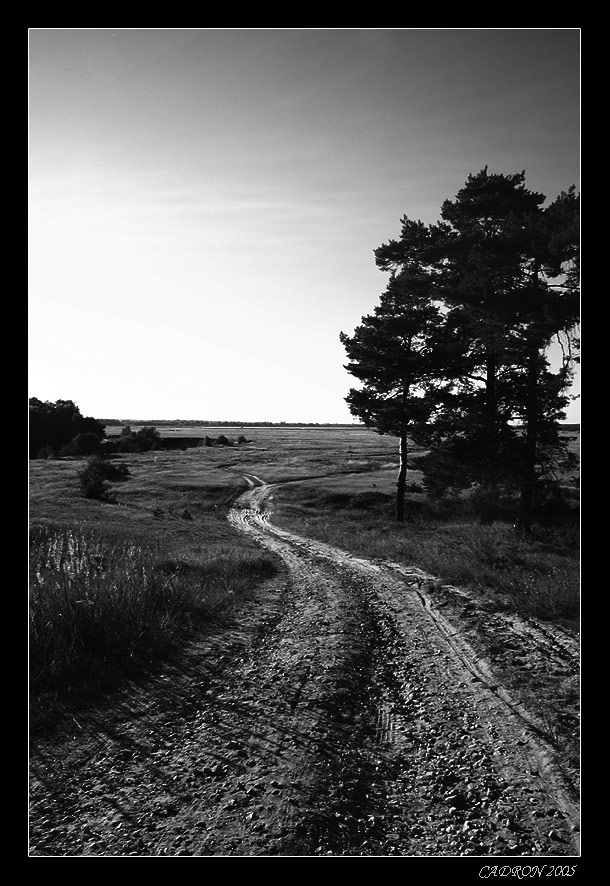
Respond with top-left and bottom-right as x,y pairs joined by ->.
29,399 -> 106,459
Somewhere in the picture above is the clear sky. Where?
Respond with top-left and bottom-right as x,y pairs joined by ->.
28,28 -> 581,423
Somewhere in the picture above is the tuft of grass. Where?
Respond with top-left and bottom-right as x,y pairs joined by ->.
29,527 -> 277,729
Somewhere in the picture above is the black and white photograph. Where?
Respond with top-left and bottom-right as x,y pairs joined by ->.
28,28 -> 580,860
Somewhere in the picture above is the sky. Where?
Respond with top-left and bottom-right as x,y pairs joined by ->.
28,28 -> 581,424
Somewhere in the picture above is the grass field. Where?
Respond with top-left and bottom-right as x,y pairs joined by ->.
29,424 -> 579,729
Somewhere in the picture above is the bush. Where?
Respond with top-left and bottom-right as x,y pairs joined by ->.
115,426 -> 163,453
135,427 -> 163,450
465,485 -> 519,526
116,434 -> 139,453
78,456 -> 116,501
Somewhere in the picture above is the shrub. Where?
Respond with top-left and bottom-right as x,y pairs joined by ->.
116,434 -> 139,453
115,426 -> 163,453
135,427 -> 163,450
78,456 -> 116,501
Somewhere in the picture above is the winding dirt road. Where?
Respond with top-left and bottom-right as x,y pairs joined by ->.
28,475 -> 580,857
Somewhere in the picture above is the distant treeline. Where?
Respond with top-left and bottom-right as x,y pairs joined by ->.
98,419 -> 362,428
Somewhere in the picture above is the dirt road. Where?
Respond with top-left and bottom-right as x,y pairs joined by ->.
28,476 -> 580,857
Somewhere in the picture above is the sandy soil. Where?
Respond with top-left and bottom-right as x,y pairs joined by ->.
28,476 -> 580,857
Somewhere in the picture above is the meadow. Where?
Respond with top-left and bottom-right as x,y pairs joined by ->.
29,424 -> 579,729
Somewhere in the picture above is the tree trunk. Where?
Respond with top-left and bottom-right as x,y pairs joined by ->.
517,263 -> 544,535
396,429 -> 408,522
479,348 -> 503,493
486,353 -> 497,421
516,348 -> 539,533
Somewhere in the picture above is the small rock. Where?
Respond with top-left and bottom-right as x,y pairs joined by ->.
548,829 -> 565,841
445,792 -> 468,810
